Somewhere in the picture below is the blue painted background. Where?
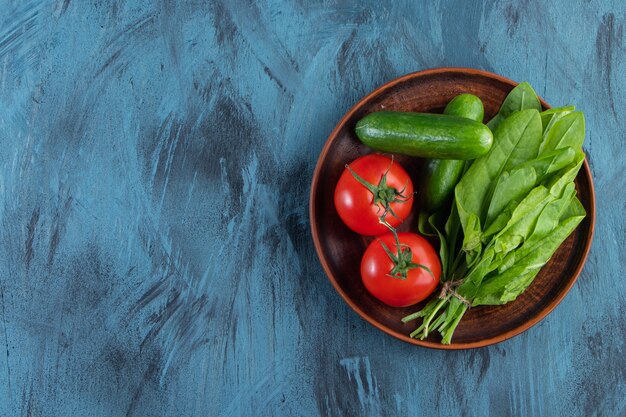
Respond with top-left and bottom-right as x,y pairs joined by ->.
1,1 -> 624,416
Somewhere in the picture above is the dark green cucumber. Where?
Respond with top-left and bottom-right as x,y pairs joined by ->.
355,111 -> 492,160
443,93 -> 484,123
419,94 -> 485,212
419,158 -> 466,212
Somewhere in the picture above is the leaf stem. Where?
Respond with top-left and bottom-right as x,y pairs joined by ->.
441,304 -> 468,344
421,296 -> 450,338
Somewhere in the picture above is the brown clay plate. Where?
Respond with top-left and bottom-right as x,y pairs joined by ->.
310,68 -> 595,349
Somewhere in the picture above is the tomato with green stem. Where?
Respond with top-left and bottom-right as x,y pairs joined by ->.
361,231 -> 441,307
334,154 -> 413,236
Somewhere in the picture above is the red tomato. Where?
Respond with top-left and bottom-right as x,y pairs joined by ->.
334,154 -> 413,236
361,232 -> 441,307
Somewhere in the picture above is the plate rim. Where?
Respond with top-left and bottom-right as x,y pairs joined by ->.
309,67 -> 596,350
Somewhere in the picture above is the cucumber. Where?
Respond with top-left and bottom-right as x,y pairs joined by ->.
355,111 -> 492,160
419,158 -> 466,212
443,93 -> 484,123
419,94 -> 485,212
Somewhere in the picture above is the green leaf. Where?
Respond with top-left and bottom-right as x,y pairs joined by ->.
499,82 -> 542,117
519,147 -> 577,182
456,109 -> 543,258
482,203 -> 516,242
540,105 -> 575,131
455,246 -> 498,299
486,113 -> 504,131
405,82 -> 588,345
525,183 -> 577,243
485,166 -> 537,228
426,210 -> 449,278
490,186 -> 554,255
487,82 -> 541,131
488,156 -> 582,258
444,201 -> 462,277
545,152 -> 585,197
418,210 -> 437,237
483,147 -> 576,231
539,111 -> 585,155
484,149 -> 583,252
496,183 -> 578,272
461,213 -> 482,262
472,196 -> 585,306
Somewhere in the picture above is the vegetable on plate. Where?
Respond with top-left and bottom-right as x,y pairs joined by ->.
334,154 -> 413,236
355,111 -> 493,160
418,94 -> 485,213
361,232 -> 441,307
337,81 -> 586,345
403,82 -> 587,344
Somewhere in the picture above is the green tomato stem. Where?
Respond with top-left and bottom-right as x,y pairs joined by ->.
344,160 -> 412,222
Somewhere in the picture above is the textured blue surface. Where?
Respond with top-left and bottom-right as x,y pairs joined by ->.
0,1 -> 625,416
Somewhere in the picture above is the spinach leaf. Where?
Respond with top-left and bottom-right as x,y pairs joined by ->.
540,105 -> 575,131
481,139 -> 583,253
482,147 -> 576,233
518,147 -> 576,181
487,82 -> 541,131
427,210 -> 449,278
485,166 -> 537,229
418,210 -> 437,237
456,246 -> 497,298
490,185 -> 555,256
496,183 -> 577,272
499,82 -> 542,117
405,193 -> 586,341
455,109 -> 542,259
539,111 -> 585,155
486,114 -> 505,132
404,82 -> 587,345
545,152 -> 585,197
444,201 -> 462,278
483,155 -> 584,264
471,271 -> 536,306
472,195 -> 585,306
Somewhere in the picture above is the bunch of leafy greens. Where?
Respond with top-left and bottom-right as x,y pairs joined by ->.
404,83 -> 587,344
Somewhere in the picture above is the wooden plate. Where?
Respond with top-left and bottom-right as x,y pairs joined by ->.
309,68 -> 595,349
